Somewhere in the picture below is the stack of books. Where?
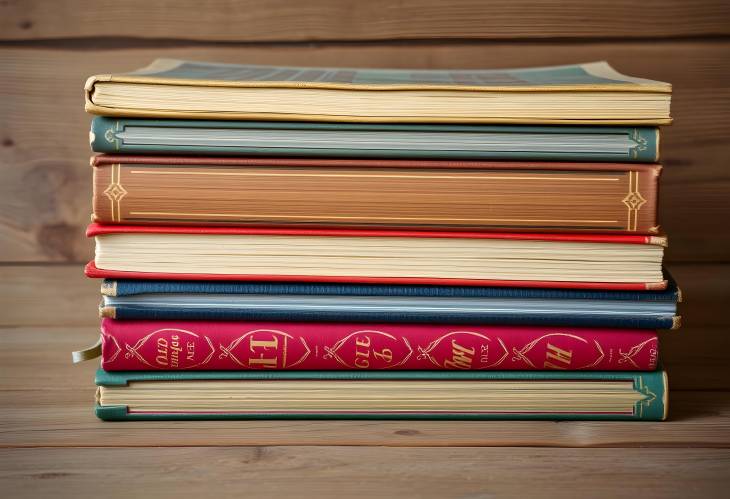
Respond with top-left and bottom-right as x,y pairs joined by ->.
75,59 -> 675,421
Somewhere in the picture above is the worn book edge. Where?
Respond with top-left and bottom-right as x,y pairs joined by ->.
85,60 -> 671,93
84,61 -> 672,124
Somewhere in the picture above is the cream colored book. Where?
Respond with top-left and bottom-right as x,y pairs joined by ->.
85,59 -> 672,125
86,225 -> 668,290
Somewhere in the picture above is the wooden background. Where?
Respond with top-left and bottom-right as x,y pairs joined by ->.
1,1 -> 730,497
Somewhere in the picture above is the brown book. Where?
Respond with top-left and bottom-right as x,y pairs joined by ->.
92,155 -> 660,233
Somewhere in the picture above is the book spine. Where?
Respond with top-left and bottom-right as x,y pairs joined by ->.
89,118 -> 658,163
94,369 -> 667,421
91,161 -> 660,233
630,127 -> 660,162
90,117 -> 120,153
100,319 -> 659,371
102,304 -> 677,330
103,278 -> 679,301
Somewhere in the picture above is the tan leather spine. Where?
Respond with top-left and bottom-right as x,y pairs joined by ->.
92,159 -> 661,233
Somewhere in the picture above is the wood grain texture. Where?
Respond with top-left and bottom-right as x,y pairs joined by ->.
2,0 -> 729,42
0,265 -> 97,327
2,43 -> 729,262
2,447 -> 729,499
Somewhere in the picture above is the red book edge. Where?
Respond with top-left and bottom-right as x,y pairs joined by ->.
86,223 -> 667,246
84,261 -> 667,290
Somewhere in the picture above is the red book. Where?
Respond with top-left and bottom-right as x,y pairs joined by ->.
99,318 -> 659,371
86,224 -> 667,290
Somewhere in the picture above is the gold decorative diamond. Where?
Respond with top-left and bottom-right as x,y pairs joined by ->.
104,164 -> 126,222
622,171 -> 647,231
622,191 -> 646,211
104,183 -> 127,202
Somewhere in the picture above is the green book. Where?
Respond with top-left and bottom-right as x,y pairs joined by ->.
95,369 -> 667,421
91,117 -> 659,162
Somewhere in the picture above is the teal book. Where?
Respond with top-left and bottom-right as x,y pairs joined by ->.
91,117 -> 659,162
95,369 -> 668,421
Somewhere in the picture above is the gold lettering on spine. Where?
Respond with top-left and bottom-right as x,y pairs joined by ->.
512,332 -> 603,370
543,342 -> 573,369
622,171 -> 647,231
323,330 -> 413,369
354,336 -> 371,368
373,348 -> 393,363
248,357 -> 277,368
219,330 -> 302,368
121,328 -> 214,370
417,331 -> 507,369
619,338 -> 656,369
248,335 -> 279,368
443,340 -> 475,369
154,334 -> 184,368
155,337 -> 168,367
169,334 -> 181,368
103,163 -> 128,222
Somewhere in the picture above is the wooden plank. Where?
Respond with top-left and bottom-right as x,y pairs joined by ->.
0,265 -> 98,327
1,447 -> 729,498
667,264 -> 730,329
0,327 -> 106,391
2,1 -> 729,42
1,43 -> 729,262
2,388 -> 728,448
662,332 -> 730,390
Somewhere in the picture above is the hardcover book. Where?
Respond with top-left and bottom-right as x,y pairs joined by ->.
94,369 -> 668,421
92,155 -> 661,233
84,59 -> 672,124
94,318 -> 660,371
98,278 -> 680,329
101,276 -> 682,300
90,117 -> 660,163
86,225 -> 668,290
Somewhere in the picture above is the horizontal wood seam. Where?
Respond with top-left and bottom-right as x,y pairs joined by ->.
1,443 -> 729,449
2,34 -> 730,50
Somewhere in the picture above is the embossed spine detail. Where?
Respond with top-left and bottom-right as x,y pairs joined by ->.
622,171 -> 647,231
629,129 -> 646,161
102,119 -> 122,151
103,164 -> 127,222
100,319 -> 659,371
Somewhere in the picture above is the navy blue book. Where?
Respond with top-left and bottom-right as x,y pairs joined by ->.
100,276 -> 680,329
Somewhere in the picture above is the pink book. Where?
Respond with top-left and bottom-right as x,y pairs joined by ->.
100,318 -> 659,371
